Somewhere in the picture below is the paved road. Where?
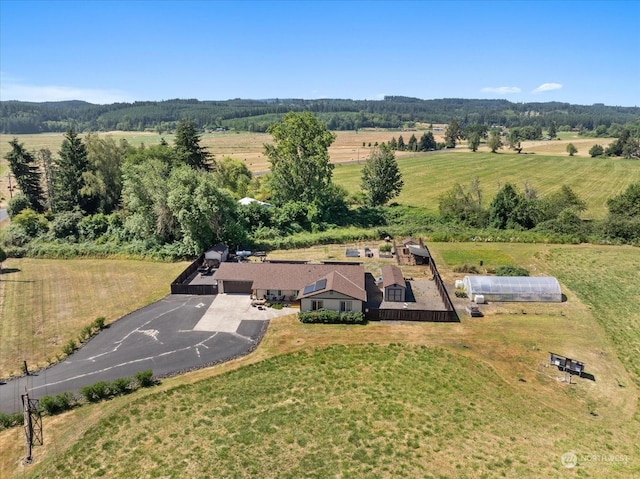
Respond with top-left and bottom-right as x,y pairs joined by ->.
0,294 -> 268,413
0,208 -> 7,222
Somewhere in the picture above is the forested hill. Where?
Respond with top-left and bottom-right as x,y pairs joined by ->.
1,96 -> 639,134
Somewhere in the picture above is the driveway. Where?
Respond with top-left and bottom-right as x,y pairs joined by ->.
0,294 -> 286,414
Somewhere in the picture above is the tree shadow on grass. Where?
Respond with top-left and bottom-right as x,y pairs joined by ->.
0,268 -> 21,275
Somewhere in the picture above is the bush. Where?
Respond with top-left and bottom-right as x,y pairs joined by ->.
80,381 -> 111,402
134,369 -> 155,388
110,377 -> 132,396
62,339 -> 77,356
0,412 -> 24,430
39,392 -> 76,415
299,310 -> 367,325
495,265 -> 530,276
93,316 -> 106,330
453,264 -> 480,273
7,194 -> 31,219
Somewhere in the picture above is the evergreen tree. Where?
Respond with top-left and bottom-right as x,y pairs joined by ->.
407,134 -> 418,151
4,138 -> 44,212
419,132 -> 437,151
548,121 -> 557,139
174,119 -> 212,171
55,129 -> 90,212
397,135 -> 405,151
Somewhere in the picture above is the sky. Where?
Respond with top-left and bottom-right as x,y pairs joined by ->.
1,0 -> 639,106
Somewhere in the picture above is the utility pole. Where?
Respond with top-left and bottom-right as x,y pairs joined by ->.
7,172 -> 14,199
21,389 -> 43,464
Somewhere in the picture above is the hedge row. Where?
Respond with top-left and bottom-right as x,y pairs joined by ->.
299,310 -> 367,325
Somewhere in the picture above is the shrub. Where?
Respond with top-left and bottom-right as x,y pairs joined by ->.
135,369 -> 155,388
299,310 -> 367,325
62,339 -> 77,356
453,264 -> 480,273
93,316 -> 106,330
7,194 -> 31,219
495,265 -> 530,276
110,377 -> 132,396
80,381 -> 110,402
0,412 -> 24,430
50,211 -> 83,240
379,243 -> 392,253
40,392 -> 76,415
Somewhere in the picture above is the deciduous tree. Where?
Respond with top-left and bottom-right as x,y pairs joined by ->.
360,145 -> 403,206
264,111 -> 336,206
588,144 -> 604,157
444,120 -> 462,148
488,131 -> 503,153
566,143 -> 577,156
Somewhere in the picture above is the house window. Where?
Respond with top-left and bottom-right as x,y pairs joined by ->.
311,300 -> 324,311
387,288 -> 404,302
340,301 -> 352,312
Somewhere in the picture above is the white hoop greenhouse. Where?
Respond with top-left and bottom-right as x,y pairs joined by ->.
463,276 -> 562,302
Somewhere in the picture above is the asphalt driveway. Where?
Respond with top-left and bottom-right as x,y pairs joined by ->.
0,294 -> 275,414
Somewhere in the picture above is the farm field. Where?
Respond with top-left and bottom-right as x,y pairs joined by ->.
333,151 -> 640,220
0,130 -> 619,208
1,243 -> 638,478
0,258 -> 188,378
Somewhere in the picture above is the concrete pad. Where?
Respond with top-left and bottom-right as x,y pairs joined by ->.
193,294 -> 297,332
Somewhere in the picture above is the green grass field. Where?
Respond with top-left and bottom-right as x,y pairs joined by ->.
1,243 -> 638,478
333,151 -> 640,220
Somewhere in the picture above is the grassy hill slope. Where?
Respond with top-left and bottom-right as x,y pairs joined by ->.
2,243 -> 638,478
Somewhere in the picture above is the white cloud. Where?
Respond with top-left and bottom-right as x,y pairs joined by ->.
532,83 -> 563,93
0,80 -> 133,104
481,86 -> 521,94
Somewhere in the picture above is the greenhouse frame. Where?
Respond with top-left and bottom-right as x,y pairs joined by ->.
463,276 -> 562,302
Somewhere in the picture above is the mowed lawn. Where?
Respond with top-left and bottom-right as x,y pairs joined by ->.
2,243 -> 639,478
0,258 -> 188,378
333,151 -> 640,220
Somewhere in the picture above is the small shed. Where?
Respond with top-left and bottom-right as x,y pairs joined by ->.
204,243 -> 229,267
381,265 -> 406,302
463,276 -> 562,302
406,244 -> 431,265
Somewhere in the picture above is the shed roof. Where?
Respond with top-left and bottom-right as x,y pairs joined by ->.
406,244 -> 430,258
381,265 -> 406,289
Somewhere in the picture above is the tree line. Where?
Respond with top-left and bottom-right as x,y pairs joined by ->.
2,114 -> 405,259
2,112 -> 639,262
2,97 -> 638,134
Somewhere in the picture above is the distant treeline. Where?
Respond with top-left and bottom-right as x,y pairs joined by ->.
2,97 -> 639,134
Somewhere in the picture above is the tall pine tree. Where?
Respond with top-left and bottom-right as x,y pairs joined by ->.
55,129 -> 90,212
4,138 -> 44,212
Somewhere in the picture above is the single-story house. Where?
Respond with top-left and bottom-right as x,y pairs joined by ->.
381,265 -> 406,302
214,262 -> 366,312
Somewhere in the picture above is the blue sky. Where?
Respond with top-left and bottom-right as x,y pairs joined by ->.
1,0 -> 639,106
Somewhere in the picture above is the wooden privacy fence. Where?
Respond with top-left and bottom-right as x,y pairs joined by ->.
366,308 -> 457,322
170,254 -> 218,295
